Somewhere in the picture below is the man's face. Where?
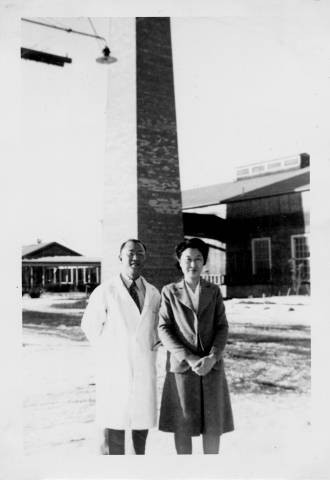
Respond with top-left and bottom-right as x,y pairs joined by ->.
120,241 -> 146,280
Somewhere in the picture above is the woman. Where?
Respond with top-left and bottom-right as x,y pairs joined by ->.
158,238 -> 234,454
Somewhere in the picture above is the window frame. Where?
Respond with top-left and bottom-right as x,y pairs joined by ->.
291,233 -> 310,279
251,237 -> 272,275
59,267 -> 73,284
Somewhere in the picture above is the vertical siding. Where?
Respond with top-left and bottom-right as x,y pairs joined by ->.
226,192 -> 309,296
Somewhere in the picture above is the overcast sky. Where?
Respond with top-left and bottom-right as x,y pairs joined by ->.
18,6 -> 330,256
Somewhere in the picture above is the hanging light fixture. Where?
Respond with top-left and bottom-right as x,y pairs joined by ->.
96,46 -> 117,64
88,18 -> 117,65
21,18 -> 118,66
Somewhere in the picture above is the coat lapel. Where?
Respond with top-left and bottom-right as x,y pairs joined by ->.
140,276 -> 153,315
173,279 -> 194,312
115,275 -> 141,316
135,277 -> 159,342
172,279 -> 198,337
197,279 -> 213,317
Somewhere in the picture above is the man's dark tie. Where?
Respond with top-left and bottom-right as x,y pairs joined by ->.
129,281 -> 141,312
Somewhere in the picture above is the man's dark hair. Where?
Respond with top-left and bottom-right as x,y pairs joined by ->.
175,238 -> 209,265
119,238 -> 147,255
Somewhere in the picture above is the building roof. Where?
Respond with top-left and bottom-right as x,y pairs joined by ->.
183,212 -> 227,242
22,242 -> 51,257
22,241 -> 82,258
182,167 -> 310,209
22,255 -> 100,265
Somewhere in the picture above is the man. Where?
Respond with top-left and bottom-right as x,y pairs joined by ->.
81,239 -> 160,454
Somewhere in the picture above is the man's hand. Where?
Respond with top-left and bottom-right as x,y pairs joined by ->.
192,354 -> 217,376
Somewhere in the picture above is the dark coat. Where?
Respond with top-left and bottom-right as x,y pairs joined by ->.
158,279 -> 234,436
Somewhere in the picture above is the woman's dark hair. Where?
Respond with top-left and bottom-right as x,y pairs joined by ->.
175,238 -> 209,265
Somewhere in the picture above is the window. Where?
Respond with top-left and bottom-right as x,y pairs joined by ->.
267,161 -> 281,170
59,268 -> 72,284
284,157 -> 299,167
291,234 -> 310,280
86,268 -> 91,283
251,165 -> 265,174
252,238 -> 272,278
237,167 -> 250,178
77,268 -> 84,283
45,268 -> 55,284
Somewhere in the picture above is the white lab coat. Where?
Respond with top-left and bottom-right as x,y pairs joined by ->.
81,275 -> 160,429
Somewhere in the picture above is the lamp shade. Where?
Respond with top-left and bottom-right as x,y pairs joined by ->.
96,46 -> 117,64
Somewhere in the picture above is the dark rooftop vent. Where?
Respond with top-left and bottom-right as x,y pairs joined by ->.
300,153 -> 310,168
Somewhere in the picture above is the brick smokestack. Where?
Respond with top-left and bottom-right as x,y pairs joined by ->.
102,18 -> 183,289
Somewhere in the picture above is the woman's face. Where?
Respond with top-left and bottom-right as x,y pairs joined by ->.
179,248 -> 204,283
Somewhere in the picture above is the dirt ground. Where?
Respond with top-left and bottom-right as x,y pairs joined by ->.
20,292 -> 311,468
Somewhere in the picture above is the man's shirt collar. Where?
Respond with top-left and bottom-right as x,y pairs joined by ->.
120,273 -> 143,290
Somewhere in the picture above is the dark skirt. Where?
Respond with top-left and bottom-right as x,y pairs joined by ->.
159,364 -> 234,437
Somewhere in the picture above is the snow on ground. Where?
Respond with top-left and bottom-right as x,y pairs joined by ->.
22,292 -> 311,325
21,293 -> 311,468
22,292 -> 87,315
226,296 -> 311,326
